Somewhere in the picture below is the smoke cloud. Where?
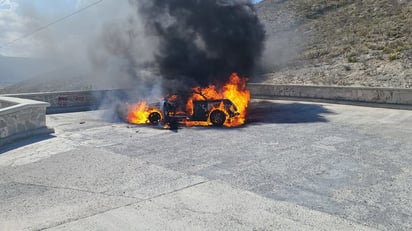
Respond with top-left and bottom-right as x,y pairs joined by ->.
126,0 -> 266,91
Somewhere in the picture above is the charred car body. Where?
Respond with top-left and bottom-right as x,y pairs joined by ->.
146,94 -> 240,127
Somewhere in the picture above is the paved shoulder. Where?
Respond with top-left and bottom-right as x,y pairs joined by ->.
46,181 -> 376,231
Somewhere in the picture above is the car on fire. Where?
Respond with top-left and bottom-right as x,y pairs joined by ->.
146,95 -> 240,127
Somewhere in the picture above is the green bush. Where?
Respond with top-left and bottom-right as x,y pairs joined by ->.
347,53 -> 358,63
388,53 -> 399,61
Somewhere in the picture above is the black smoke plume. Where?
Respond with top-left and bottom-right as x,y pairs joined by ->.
131,0 -> 265,90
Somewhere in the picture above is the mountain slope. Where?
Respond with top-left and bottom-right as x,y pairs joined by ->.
257,0 -> 412,87
0,56 -> 49,86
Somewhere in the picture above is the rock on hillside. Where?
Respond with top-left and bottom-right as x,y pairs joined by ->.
257,0 -> 412,88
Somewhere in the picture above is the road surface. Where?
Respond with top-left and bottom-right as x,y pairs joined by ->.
1,99 -> 411,230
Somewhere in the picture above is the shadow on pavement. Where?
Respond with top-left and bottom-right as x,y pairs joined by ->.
246,100 -> 334,124
0,134 -> 55,155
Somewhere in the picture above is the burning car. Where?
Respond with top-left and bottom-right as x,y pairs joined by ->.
123,73 -> 250,128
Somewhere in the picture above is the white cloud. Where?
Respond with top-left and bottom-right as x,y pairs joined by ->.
75,0 -> 88,9
0,1 -> 21,31
0,0 -> 41,57
0,0 -> 15,10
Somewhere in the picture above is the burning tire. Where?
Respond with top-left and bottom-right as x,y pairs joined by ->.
210,110 -> 226,126
148,112 -> 162,124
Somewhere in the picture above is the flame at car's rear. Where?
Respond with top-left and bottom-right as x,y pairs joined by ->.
185,73 -> 250,127
125,73 -> 250,128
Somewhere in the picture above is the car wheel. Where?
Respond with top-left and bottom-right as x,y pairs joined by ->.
148,112 -> 162,124
210,110 -> 226,126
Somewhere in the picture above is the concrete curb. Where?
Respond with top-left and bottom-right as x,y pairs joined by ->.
0,127 -> 55,148
0,97 -> 53,147
2,85 -> 412,114
248,84 -> 412,109
4,89 -> 128,114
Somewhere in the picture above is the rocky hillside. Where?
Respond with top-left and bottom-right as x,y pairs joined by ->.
257,0 -> 412,88
0,67 -> 92,94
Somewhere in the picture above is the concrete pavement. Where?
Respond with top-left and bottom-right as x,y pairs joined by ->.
0,99 -> 411,230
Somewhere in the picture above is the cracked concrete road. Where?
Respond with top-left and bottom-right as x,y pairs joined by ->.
0,99 -> 411,230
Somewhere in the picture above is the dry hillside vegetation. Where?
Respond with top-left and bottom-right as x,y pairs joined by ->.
257,0 -> 412,88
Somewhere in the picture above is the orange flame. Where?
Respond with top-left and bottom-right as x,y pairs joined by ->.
186,73 -> 250,127
126,73 -> 250,127
126,101 -> 162,124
